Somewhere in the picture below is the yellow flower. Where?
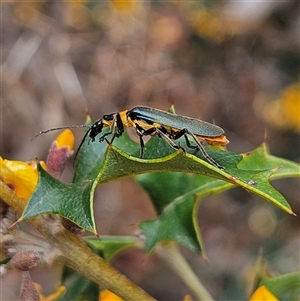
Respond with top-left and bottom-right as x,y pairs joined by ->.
279,84 -> 300,131
0,157 -> 40,202
55,129 -> 75,151
99,290 -> 192,301
188,9 -> 224,42
254,84 -> 300,132
34,283 -> 66,301
110,0 -> 137,13
0,130 -> 74,201
249,285 -> 279,301
99,289 -> 124,301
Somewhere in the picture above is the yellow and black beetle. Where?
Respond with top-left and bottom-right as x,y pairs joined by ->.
37,106 -> 229,169
77,106 -> 229,169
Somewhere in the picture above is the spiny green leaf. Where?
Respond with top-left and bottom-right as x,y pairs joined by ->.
139,194 -> 201,253
137,173 -> 228,253
260,272 -> 300,301
136,144 -> 299,253
22,164 -> 96,234
23,121 -> 299,247
238,143 -> 300,179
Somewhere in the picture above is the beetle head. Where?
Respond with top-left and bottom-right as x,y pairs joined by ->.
89,120 -> 104,141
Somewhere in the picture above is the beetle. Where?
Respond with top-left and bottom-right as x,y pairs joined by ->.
76,106 -> 229,169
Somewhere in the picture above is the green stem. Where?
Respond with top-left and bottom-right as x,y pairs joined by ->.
0,181 -> 156,301
155,242 -> 215,301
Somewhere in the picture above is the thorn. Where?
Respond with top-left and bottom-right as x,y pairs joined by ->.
8,218 -> 22,230
263,129 -> 269,142
202,254 -> 210,265
241,151 -> 253,158
229,175 -> 238,182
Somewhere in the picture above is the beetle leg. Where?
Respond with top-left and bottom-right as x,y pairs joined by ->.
155,127 -> 185,153
115,113 -> 124,137
99,131 -> 113,142
74,127 -> 92,162
138,135 -> 145,158
98,119 -> 115,142
171,128 -> 223,169
135,123 -> 186,156
186,130 -> 223,169
99,113 -> 124,143
183,134 -> 198,149
170,129 -> 196,148
135,123 -> 156,158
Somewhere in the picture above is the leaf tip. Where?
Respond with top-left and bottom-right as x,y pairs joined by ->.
201,254 -> 210,265
263,129 -> 269,142
271,165 -> 282,173
8,217 -> 22,230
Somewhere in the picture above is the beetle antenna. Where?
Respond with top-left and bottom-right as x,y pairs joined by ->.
73,127 -> 92,164
32,125 -> 89,141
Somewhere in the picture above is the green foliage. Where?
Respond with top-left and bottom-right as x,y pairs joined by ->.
86,236 -> 137,262
22,124 -> 299,256
260,272 -> 300,301
60,267 -> 99,301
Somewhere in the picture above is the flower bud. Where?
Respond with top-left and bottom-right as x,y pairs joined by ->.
11,250 -> 41,271
21,271 -> 40,301
61,217 -> 85,235
46,130 -> 74,179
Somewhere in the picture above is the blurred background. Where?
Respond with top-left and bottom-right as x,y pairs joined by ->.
1,1 -> 299,300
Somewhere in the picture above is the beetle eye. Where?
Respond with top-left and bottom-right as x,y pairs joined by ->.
103,114 -> 114,121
